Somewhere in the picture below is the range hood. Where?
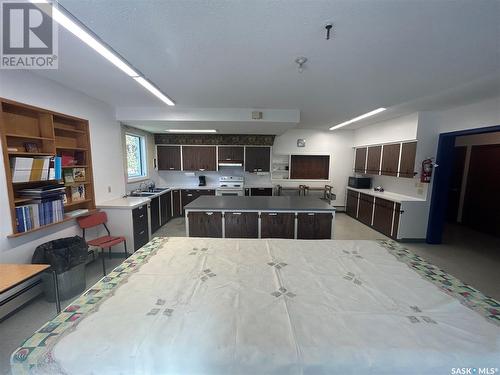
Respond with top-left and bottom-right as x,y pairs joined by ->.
218,160 -> 243,167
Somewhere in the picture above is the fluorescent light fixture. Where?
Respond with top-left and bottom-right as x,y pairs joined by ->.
30,0 -> 175,106
329,107 -> 386,130
165,129 -> 218,133
134,77 -> 175,106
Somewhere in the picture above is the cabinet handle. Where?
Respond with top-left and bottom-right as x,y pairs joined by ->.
169,167 -> 174,170
206,212 -> 213,215
268,213 -> 277,216
187,194 -> 193,197
139,215 -> 144,218
199,168 -> 205,171
139,230 -> 145,235
307,213 -> 315,216
232,212 -> 242,215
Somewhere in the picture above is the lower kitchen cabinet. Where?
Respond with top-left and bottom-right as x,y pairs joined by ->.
188,211 -> 222,237
372,197 -> 395,237
160,191 -> 171,225
224,212 -> 258,238
346,190 -> 359,218
260,213 -> 295,239
250,188 -> 273,196
172,190 -> 181,217
132,204 -> 149,251
357,193 -> 374,226
150,196 -> 160,233
182,189 -> 215,214
297,213 -> 333,239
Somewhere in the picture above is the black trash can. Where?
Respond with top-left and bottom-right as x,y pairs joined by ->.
32,236 -> 89,302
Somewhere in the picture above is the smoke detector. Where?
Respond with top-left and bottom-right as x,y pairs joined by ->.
295,57 -> 308,73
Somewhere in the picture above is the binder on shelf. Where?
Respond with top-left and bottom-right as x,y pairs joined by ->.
11,156 -> 51,183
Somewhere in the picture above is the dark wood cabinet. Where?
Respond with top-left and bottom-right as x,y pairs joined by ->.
150,196 -> 160,233
132,204 -> 149,251
188,211 -> 222,237
182,146 -> 216,171
297,213 -> 332,239
224,212 -> 258,238
157,146 -> 181,171
346,190 -> 359,218
354,147 -> 367,173
381,143 -> 401,177
245,146 -> 271,172
372,198 -> 395,237
399,141 -> 417,178
160,191 -> 171,225
392,203 -> 401,239
260,213 -> 295,239
290,155 -> 329,180
218,146 -> 244,162
357,193 -> 374,226
366,146 -> 382,175
172,190 -> 181,217
250,187 -> 273,196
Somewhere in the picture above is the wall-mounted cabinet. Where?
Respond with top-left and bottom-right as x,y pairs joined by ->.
353,141 -> 417,179
182,146 -> 217,171
245,146 -> 271,173
157,145 -> 181,171
218,146 -> 244,163
290,155 -> 330,180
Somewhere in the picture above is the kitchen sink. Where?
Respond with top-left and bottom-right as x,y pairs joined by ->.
150,188 -> 169,192
130,192 -> 157,197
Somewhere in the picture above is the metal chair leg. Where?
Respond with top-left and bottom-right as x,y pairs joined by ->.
109,247 -> 112,259
101,248 -> 106,276
124,240 -> 128,257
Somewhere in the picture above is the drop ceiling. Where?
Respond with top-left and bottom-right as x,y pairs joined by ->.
33,0 -> 500,133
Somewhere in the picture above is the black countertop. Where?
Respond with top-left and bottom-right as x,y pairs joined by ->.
184,196 -> 335,212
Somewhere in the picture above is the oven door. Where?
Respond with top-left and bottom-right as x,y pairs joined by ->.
216,189 -> 244,196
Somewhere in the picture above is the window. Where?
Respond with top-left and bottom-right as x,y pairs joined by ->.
126,133 -> 147,180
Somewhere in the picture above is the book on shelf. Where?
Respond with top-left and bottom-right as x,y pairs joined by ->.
73,167 -> 85,182
15,196 -> 64,233
63,169 -> 74,184
61,151 -> 76,167
70,184 -> 85,202
10,156 -> 51,183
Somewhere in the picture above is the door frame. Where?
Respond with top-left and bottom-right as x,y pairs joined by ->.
426,124 -> 500,244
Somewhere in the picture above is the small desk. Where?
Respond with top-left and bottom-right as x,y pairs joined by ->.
0,264 -> 61,315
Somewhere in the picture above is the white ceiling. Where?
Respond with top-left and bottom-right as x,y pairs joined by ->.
35,0 -> 500,133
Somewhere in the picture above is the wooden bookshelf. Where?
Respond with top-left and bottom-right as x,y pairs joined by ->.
0,98 -> 96,237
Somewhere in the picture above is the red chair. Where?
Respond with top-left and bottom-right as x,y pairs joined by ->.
77,212 -> 127,276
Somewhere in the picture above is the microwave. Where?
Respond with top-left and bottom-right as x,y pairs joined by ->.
348,177 -> 371,189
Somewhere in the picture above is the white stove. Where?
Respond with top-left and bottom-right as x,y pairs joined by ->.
216,176 -> 245,196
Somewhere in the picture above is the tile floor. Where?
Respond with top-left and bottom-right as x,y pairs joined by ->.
1,213 -> 499,373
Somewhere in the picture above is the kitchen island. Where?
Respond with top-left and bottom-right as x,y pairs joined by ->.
184,196 -> 335,239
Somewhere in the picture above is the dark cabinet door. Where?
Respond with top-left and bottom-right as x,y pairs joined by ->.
245,146 -> 271,172
182,146 -> 216,171
381,143 -> 401,177
218,146 -> 244,162
372,198 -> 395,237
260,213 -> 295,239
150,196 -> 160,233
188,211 -> 222,237
366,146 -> 382,175
250,188 -> 273,196
132,204 -> 149,251
297,213 -> 332,239
160,191 -> 171,225
357,193 -> 374,226
224,212 -> 259,238
181,189 -> 215,214
399,141 -> 417,178
157,146 -> 181,171
354,147 -> 367,173
290,155 -> 330,180
346,190 -> 359,218
392,203 -> 401,239
172,190 -> 181,217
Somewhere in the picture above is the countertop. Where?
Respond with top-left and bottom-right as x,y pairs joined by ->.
97,196 -> 151,210
346,187 -> 426,203
184,196 -> 335,212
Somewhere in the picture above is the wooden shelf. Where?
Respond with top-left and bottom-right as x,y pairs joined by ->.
5,134 -> 54,141
64,181 -> 90,187
14,197 -> 34,204
64,198 -> 92,208
8,151 -> 54,156
61,165 -> 88,169
12,179 -> 61,185
56,146 -> 88,151
7,209 -> 97,238
54,125 -> 86,134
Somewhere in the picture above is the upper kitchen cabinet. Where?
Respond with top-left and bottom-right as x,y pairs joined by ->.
182,146 -> 216,171
381,143 -> 401,177
354,147 -> 367,173
245,146 -> 271,172
399,141 -> 417,178
157,145 -> 181,171
366,146 -> 382,175
218,146 -> 244,163
290,155 -> 330,180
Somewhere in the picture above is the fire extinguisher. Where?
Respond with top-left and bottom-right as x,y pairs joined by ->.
421,158 -> 433,183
